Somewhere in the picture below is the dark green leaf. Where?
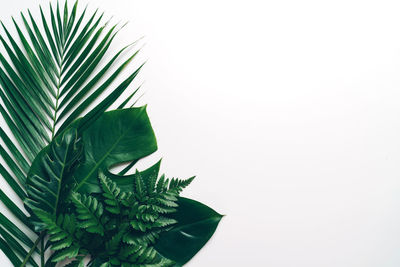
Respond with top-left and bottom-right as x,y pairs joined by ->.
154,198 -> 223,266
0,212 -> 35,248
71,192 -> 105,235
64,5 -> 90,52
0,23 -> 55,107
0,225 -> 38,267
72,107 -> 157,194
0,103 -> 35,161
0,237 -> 22,266
12,17 -> 56,97
0,126 -> 29,174
25,127 -> 82,231
49,3 -> 62,57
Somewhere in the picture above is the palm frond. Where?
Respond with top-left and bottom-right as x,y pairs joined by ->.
0,1 -> 143,265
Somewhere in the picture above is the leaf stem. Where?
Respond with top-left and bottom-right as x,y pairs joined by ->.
20,231 -> 45,267
40,234 -> 44,267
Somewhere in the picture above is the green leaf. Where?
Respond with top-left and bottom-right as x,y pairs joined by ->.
0,237 -> 22,266
0,142 -> 27,185
60,23 -> 112,86
72,107 -> 157,194
65,257 -> 85,267
34,212 -> 80,262
39,5 -> 61,66
0,124 -> 32,174
0,164 -> 26,200
134,171 -> 147,198
0,189 -> 29,225
65,1 -> 78,40
25,9 -> 59,77
11,17 -> 56,97
25,127 -> 82,231
0,212 -> 35,248
154,198 -> 223,266
0,102 -> 35,161
71,192 -> 105,235
62,12 -> 104,72
99,172 -> 121,214
0,225 -> 38,267
168,176 -> 195,194
0,51 -> 53,128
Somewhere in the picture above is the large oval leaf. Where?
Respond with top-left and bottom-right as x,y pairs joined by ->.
154,197 -> 223,266
72,107 -> 157,194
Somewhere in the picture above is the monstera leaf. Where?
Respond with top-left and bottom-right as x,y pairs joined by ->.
71,106 -> 158,194
25,127 -> 82,231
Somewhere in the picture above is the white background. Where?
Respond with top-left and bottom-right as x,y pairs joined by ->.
2,0 -> 400,266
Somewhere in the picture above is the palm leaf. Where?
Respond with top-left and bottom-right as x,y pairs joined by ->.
0,1 -> 143,265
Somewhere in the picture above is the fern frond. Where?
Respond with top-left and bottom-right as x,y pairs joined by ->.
154,195 -> 178,208
51,245 -> 80,263
99,172 -> 121,214
119,192 -> 135,208
71,192 -> 105,235
130,219 -> 151,232
64,257 -> 85,267
149,203 -> 176,214
152,216 -> 177,228
122,230 -> 160,246
137,210 -> 158,223
118,245 -> 158,265
162,192 -> 179,201
105,223 -> 129,255
133,170 -> 147,198
168,176 -> 195,193
34,211 -> 80,262
156,174 -> 167,193
147,172 -> 158,190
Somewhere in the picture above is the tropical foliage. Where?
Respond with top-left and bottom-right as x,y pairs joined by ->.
0,1 -> 222,266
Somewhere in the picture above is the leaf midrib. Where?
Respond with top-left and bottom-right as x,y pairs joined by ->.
74,125 -> 133,191
53,138 -> 71,215
50,45 -> 66,139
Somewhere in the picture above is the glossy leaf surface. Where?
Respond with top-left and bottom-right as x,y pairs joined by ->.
155,198 -> 223,266
25,127 -> 82,231
72,107 -> 158,194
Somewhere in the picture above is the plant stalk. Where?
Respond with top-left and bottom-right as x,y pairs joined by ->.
20,231 -> 45,267
40,234 -> 44,267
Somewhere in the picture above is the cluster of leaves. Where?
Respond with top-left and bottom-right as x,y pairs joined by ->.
39,160 -> 194,266
0,1 -> 222,266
